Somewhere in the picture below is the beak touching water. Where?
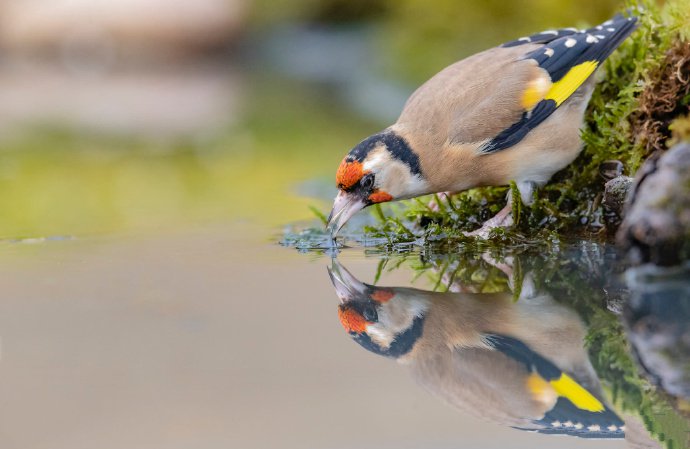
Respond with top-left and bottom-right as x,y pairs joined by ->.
326,190 -> 366,237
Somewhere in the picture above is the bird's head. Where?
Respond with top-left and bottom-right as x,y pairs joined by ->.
328,260 -> 428,359
327,130 -> 428,235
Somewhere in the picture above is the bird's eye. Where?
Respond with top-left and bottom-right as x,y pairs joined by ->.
361,303 -> 378,322
360,174 -> 374,190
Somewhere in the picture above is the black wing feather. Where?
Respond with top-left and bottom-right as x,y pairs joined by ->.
487,334 -> 625,439
480,15 -> 638,154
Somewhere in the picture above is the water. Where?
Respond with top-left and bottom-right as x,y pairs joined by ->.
3,222 -> 685,448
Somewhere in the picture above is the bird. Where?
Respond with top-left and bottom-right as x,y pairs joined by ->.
327,14 -> 638,237
327,259 -> 627,439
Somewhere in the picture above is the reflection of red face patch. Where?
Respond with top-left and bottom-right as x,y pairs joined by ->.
371,289 -> 394,303
336,160 -> 366,190
368,191 -> 393,203
338,306 -> 367,333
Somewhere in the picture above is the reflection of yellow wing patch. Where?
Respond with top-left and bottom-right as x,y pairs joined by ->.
545,61 -> 598,106
527,373 -> 557,405
527,372 -> 605,412
550,373 -> 605,412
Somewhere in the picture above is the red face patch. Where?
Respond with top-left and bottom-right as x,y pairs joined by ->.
368,191 -> 393,203
336,159 -> 366,190
370,289 -> 394,303
338,306 -> 367,334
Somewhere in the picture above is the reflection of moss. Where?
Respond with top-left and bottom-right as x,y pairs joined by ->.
358,247 -> 689,448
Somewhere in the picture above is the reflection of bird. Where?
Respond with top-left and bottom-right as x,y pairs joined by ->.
327,261 -> 625,438
327,14 -> 638,236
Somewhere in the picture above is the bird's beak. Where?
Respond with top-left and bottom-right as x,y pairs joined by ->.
327,191 -> 365,237
327,259 -> 368,303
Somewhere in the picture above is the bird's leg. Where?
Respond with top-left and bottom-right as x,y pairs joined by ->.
427,191 -> 454,212
464,181 -> 536,238
481,253 -> 537,300
464,200 -> 514,238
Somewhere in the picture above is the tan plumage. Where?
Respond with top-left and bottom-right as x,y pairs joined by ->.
328,261 -> 625,438
393,45 -> 594,194
327,14 -> 638,235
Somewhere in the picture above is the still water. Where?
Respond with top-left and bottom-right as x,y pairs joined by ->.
1,221 -> 687,449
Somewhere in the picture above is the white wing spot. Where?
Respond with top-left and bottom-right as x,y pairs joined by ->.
603,20 -> 614,25
565,27 -> 579,32
586,35 -> 599,44
551,421 -> 562,427
563,421 -> 574,428
595,34 -> 606,39
519,37 -> 531,42
565,38 -> 577,48
588,425 -> 601,432
607,425 -> 618,432
544,47 -> 554,57
574,423 -> 584,430
596,25 -> 603,30
607,27 -> 616,32
542,30 -> 558,35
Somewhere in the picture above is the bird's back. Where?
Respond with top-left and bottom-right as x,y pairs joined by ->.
397,45 -> 540,147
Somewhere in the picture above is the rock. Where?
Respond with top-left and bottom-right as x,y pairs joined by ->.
599,159 -> 625,181
602,175 -> 633,229
623,264 -> 690,401
617,142 -> 690,266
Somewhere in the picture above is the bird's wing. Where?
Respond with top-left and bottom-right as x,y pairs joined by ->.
486,334 -> 625,438
478,15 -> 638,153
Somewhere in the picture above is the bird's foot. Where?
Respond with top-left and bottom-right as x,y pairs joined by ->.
427,192 -> 454,212
464,203 -> 513,239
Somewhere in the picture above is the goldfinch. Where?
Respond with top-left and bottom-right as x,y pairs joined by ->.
327,261 -> 625,438
327,14 -> 638,236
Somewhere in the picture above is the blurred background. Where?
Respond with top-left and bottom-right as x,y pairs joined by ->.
0,0 -> 622,238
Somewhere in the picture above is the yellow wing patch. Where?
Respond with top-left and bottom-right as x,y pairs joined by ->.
527,372 -> 605,412
545,61 -> 598,106
520,75 -> 552,110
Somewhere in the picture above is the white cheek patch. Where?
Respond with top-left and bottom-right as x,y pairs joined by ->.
381,163 -> 429,199
404,174 -> 430,197
366,295 -> 430,349
362,146 -> 430,199
362,147 -> 389,171
366,323 -> 395,348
